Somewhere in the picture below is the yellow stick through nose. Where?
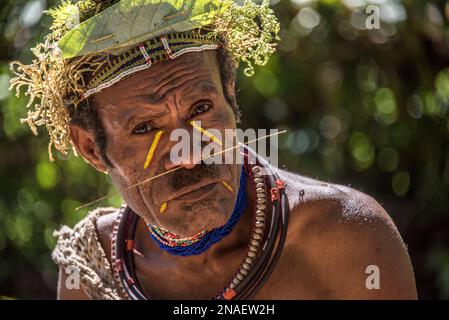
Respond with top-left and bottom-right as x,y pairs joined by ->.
189,121 -> 222,146
159,202 -> 167,214
221,181 -> 234,192
143,130 -> 163,169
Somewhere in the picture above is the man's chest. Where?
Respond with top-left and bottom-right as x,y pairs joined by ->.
251,245 -> 330,299
131,241 -> 328,300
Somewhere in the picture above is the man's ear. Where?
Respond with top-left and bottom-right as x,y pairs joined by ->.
70,125 -> 107,173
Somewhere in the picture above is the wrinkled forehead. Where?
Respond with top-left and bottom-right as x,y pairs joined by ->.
94,50 -> 222,108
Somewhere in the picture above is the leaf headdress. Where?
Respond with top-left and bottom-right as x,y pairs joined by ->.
9,0 -> 280,161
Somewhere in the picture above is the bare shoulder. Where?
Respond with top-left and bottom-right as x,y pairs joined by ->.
277,169 -> 417,299
278,168 -> 396,231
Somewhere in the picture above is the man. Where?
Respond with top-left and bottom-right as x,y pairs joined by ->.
10,0 -> 417,299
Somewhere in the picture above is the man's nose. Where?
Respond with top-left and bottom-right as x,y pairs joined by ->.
162,123 -> 202,171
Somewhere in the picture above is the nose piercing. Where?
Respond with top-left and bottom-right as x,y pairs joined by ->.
159,202 -> 167,214
221,181 -> 234,192
143,130 -> 163,169
189,120 -> 222,146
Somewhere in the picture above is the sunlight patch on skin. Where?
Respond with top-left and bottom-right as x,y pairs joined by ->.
189,120 -> 223,146
143,130 -> 163,169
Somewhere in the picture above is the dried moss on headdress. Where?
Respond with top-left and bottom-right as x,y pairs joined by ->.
9,0 -> 280,161
9,32 -> 105,161
207,0 -> 280,77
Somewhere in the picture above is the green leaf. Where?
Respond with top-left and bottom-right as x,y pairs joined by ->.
58,0 -> 229,59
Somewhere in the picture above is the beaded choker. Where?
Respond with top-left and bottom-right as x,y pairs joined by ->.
146,167 -> 247,256
147,226 -> 208,248
111,146 -> 289,300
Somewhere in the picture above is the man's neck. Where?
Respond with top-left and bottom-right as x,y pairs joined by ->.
134,176 -> 256,272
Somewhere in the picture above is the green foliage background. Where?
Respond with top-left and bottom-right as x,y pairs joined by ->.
1,0 -> 449,299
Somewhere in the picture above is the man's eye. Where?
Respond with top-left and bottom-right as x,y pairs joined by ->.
133,123 -> 153,134
190,103 -> 212,117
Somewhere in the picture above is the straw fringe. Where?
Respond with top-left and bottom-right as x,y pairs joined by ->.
9,32 -> 104,161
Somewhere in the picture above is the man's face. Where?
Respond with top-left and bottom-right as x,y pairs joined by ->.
83,51 -> 240,236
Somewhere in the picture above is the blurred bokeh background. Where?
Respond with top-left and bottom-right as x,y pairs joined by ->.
1,0 -> 448,299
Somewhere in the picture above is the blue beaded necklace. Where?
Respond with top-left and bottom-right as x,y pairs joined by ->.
147,167 -> 248,256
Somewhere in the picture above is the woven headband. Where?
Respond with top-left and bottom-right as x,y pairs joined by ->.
81,32 -> 220,99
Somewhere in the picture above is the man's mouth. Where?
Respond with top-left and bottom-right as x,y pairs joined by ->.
170,181 -> 220,202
